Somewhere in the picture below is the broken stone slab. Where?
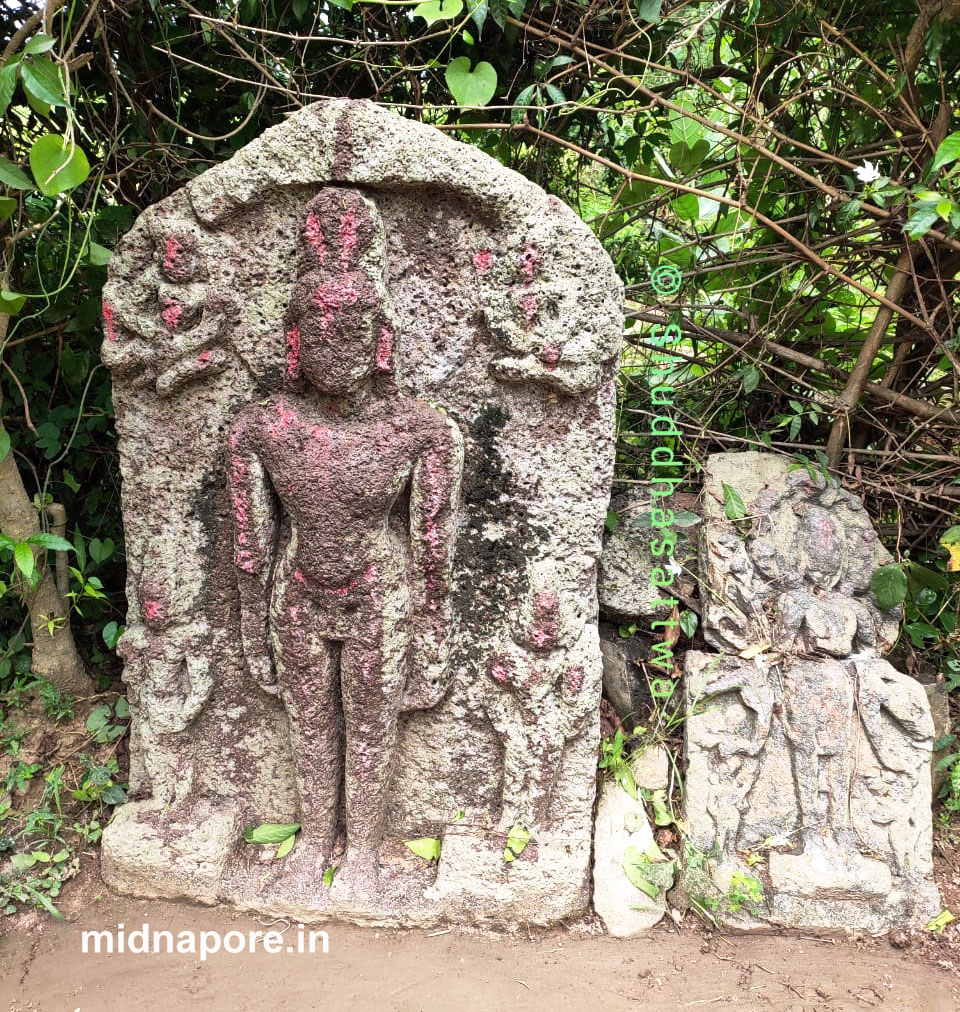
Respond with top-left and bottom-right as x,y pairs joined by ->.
98,97 -> 623,928
598,488 -> 698,621
699,452 -> 900,655
599,628 -> 649,727
631,744 -> 670,791
680,649 -> 939,934
424,828 -> 592,928
592,777 -> 673,936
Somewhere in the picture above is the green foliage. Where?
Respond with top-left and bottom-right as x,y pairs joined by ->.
404,836 -> 442,861
870,564 -> 909,611
726,871 -> 765,914
502,823 -> 530,862
445,57 -> 497,107
84,701 -> 127,745
599,727 -> 638,799
243,822 -> 302,845
1,681 -> 127,918
29,136 -> 90,197
622,837 -> 675,899
721,482 -> 746,521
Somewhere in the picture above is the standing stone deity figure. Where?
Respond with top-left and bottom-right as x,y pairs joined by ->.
228,187 -> 464,895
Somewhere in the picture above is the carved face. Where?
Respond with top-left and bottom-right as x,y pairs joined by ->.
157,230 -> 203,283
291,277 -> 383,394
284,187 -> 393,394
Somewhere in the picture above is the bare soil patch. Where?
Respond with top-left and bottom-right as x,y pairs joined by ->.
2,872 -> 959,1012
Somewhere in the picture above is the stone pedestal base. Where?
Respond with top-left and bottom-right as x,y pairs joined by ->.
102,806 -> 591,929
425,828 -> 591,927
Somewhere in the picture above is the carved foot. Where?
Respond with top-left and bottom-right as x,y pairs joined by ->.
278,833 -> 333,883
328,847 -> 382,903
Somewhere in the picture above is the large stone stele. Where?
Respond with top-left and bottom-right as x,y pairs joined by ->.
98,99 -> 623,928
680,453 -> 939,935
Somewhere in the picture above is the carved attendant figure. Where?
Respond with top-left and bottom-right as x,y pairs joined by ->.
229,188 -> 463,894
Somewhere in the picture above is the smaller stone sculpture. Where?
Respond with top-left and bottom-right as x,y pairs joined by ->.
476,234 -> 622,396
682,453 -> 939,934
102,222 -> 243,397
481,560 -> 598,829
701,456 -> 900,654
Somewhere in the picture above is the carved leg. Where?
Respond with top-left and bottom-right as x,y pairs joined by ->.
273,621 -> 342,860
335,630 -> 406,892
790,746 -> 825,841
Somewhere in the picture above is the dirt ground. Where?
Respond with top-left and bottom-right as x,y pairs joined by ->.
2,882 -> 959,1012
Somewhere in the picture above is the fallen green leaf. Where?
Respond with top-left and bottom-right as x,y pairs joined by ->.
503,823 -> 530,863
404,837 -> 442,861
243,822 -> 302,845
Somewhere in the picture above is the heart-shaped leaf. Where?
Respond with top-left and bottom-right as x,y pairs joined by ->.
414,0 -> 463,25
88,537 -> 114,564
445,56 -> 497,108
30,135 -> 90,196
0,290 -> 26,315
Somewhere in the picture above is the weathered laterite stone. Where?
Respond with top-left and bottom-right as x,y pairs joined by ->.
680,453 -> 939,935
100,99 -> 623,927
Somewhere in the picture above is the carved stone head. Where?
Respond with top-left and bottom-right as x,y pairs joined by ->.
283,187 -> 395,395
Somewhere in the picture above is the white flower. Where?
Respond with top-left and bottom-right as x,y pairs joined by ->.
854,161 -> 881,184
666,558 -> 683,576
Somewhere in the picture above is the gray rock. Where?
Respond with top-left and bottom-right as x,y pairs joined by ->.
700,452 -> 900,655
101,800 -> 240,905
925,681 -> 952,798
598,489 -> 697,621
681,647 -> 939,934
592,777 -> 671,936
99,99 -> 623,928
600,631 -> 647,725
632,745 -> 670,791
